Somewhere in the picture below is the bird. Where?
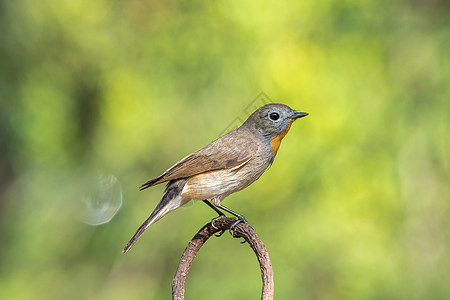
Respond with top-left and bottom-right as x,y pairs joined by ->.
123,103 -> 308,253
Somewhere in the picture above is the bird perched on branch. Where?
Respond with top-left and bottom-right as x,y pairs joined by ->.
123,103 -> 308,253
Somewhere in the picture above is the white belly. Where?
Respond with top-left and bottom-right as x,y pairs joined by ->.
181,169 -> 243,200
181,163 -> 267,202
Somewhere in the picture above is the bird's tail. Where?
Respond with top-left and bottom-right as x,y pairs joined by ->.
123,179 -> 187,253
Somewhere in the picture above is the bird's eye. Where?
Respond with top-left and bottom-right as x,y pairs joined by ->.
269,112 -> 280,121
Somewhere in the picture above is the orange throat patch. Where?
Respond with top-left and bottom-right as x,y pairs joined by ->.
270,121 -> 293,155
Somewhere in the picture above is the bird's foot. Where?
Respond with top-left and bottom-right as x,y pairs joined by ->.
211,215 -> 225,229
229,217 -> 255,244
229,216 -> 255,234
211,215 -> 255,239
215,230 -> 226,237
211,216 -> 227,237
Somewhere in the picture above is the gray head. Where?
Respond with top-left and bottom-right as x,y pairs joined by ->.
242,103 -> 308,139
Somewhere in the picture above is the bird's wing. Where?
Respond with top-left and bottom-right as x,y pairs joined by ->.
140,132 -> 258,190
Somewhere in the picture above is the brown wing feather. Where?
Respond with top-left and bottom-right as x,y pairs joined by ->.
140,130 -> 258,190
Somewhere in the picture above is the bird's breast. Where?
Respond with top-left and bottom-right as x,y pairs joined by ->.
270,120 -> 294,155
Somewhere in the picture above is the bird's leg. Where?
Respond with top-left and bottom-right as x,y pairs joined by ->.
203,200 -> 225,217
203,200 -> 226,237
215,204 -> 255,234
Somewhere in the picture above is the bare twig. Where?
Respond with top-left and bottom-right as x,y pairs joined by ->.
172,217 -> 274,300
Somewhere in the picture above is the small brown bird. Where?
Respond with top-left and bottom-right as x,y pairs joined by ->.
123,103 -> 308,253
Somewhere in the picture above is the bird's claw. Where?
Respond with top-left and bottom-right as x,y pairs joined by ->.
229,217 -> 255,234
228,217 -> 255,244
212,216 -> 226,237
211,215 -> 224,229
211,215 -> 228,238
215,230 -> 225,237
212,215 -> 255,242
229,219 -> 243,234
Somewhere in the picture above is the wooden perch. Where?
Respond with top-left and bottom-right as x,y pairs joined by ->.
172,217 -> 274,300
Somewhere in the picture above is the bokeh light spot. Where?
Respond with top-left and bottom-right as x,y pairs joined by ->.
77,174 -> 123,226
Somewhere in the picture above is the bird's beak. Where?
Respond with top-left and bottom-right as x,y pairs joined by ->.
291,111 -> 309,119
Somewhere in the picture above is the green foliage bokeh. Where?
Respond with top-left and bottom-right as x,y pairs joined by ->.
0,0 -> 449,299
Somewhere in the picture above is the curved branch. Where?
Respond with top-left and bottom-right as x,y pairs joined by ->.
172,217 -> 274,300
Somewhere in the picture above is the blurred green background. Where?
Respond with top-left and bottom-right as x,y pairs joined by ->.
0,0 -> 449,299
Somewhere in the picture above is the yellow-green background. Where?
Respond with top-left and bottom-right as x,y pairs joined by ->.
0,0 -> 449,299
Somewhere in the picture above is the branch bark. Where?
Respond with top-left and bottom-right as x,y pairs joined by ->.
172,217 -> 274,300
